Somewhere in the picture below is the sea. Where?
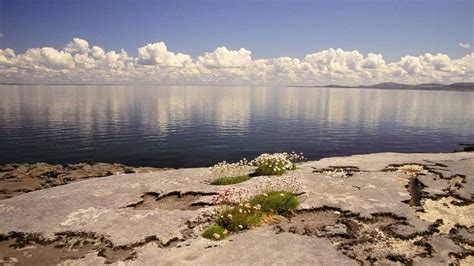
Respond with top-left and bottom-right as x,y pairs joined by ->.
0,85 -> 473,167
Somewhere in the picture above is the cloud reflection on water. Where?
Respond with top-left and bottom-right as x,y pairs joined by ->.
0,85 -> 473,166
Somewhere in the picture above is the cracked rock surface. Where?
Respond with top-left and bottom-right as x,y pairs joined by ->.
0,152 -> 473,265
0,162 -> 162,200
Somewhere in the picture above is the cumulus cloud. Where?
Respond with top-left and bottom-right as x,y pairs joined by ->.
91,46 -> 106,59
137,42 -> 191,67
64,38 -> 90,54
459,43 -> 470,49
0,38 -> 473,85
0,48 -> 17,67
363,53 -> 385,69
197,47 -> 252,68
19,47 -> 75,70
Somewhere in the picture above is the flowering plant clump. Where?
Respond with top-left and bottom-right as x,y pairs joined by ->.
287,151 -> 307,164
201,152 -> 306,240
211,187 -> 251,206
209,159 -> 253,185
206,188 -> 263,234
209,159 -> 251,179
254,177 -> 303,194
202,183 -> 302,240
251,177 -> 302,215
216,202 -> 262,232
251,152 -> 306,176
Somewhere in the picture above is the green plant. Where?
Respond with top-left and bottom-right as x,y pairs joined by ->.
251,152 -> 305,176
202,225 -> 228,240
201,185 -> 301,241
250,191 -> 299,215
253,153 -> 289,175
210,175 -> 251,185
216,204 -> 262,232
209,159 -> 251,178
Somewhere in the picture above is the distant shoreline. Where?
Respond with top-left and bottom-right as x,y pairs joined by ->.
289,85 -> 474,92
292,82 -> 474,92
1,82 -> 473,92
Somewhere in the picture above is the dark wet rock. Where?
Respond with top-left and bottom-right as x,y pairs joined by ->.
463,146 -> 474,152
0,162 -> 162,200
457,143 -> 474,152
406,177 -> 424,207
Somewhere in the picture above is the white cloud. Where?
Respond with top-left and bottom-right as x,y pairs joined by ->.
73,53 -> 96,69
0,38 -> 473,85
0,49 -> 17,67
363,53 -> 385,69
0,33 -> 4,38
91,46 -> 106,59
137,42 -> 191,68
459,43 -> 470,49
18,47 -> 75,70
197,47 -> 252,68
64,38 -> 90,54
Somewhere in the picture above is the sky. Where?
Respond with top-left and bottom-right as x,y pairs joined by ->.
0,0 -> 473,85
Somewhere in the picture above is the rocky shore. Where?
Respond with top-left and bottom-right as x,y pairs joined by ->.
0,152 -> 473,265
0,163 -> 162,200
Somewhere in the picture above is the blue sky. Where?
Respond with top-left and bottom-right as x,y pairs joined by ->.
1,0 -> 472,62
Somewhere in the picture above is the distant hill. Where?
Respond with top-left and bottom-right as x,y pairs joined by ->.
320,82 -> 474,91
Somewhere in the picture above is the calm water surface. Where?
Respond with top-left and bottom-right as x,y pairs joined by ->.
0,85 -> 473,167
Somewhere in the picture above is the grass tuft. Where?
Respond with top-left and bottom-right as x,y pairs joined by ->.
202,225 -> 228,240
250,191 -> 299,215
210,175 -> 251,185
216,205 -> 262,232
